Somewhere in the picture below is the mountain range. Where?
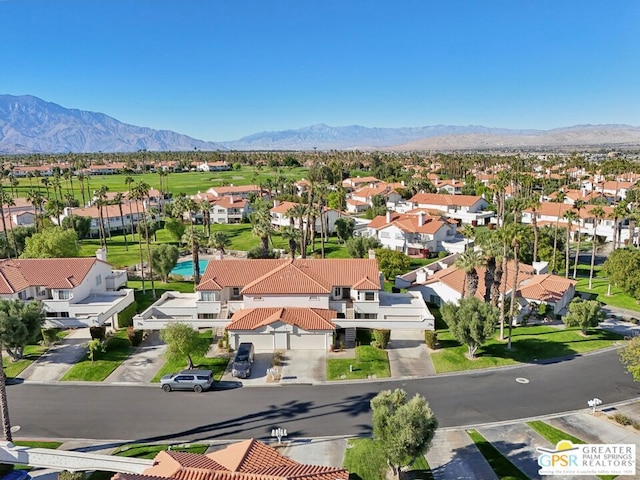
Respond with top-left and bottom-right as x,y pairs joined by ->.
1,94 -> 639,154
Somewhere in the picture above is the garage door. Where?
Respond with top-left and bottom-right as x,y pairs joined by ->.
289,333 -> 326,350
236,333 -> 274,350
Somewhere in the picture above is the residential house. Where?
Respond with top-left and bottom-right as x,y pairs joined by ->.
0,255 -> 134,328
522,202 -> 622,243
342,176 -> 381,190
206,184 -> 262,199
363,211 -> 459,255
407,193 -> 493,225
350,184 -> 403,207
196,161 -> 232,172
113,438 -> 348,480
270,200 -> 340,234
346,198 -> 369,214
434,178 -> 464,195
403,259 -> 576,317
61,200 -> 147,238
211,195 -> 250,224
134,258 -> 434,349
546,189 -> 614,206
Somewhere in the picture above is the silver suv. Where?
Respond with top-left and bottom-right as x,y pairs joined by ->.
160,369 -> 213,393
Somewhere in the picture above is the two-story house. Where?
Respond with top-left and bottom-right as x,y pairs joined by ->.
407,193 -> 493,225
206,185 -> 262,199
0,256 -> 134,328
134,258 -> 434,349
270,201 -> 340,234
211,195 -> 250,224
363,211 -> 458,255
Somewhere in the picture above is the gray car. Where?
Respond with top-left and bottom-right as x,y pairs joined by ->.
160,369 -> 213,393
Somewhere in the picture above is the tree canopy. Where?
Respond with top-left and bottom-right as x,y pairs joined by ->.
20,227 -> 79,258
346,236 -> 381,259
0,299 -> 45,361
375,248 -> 411,281
620,336 -> 640,382
160,323 -> 209,369
150,244 -> 180,282
562,298 -> 606,334
334,217 -> 355,243
441,296 -> 499,357
370,388 -> 438,479
603,248 -> 640,299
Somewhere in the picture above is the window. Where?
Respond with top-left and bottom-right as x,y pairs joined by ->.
18,291 -> 27,300
333,287 -> 341,297
200,292 -> 217,302
429,295 -> 441,306
380,232 -> 390,238
197,313 -> 216,319
355,312 -> 378,319
58,290 -> 71,300
36,286 -> 46,297
231,287 -> 241,299
95,275 -> 102,286
364,292 -> 375,301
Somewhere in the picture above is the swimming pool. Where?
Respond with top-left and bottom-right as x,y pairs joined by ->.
170,259 -> 210,276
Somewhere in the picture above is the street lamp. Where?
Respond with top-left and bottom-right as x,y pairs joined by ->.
271,427 -> 287,445
587,397 -> 602,414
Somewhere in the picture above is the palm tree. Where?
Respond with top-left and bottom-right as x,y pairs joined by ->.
111,192 -> 128,251
2,195 -> 17,258
251,207 -> 274,253
479,232 -> 502,304
182,228 -> 205,287
507,224 -> 530,349
0,348 -> 13,441
281,225 -> 301,259
95,186 -> 109,250
572,199 -> 585,279
198,200 -> 211,238
133,181 -> 156,299
562,209 -> 578,278
550,191 -> 567,274
130,185 -> 147,294
210,231 -> 230,255
287,203 -> 308,256
77,172 -> 87,206
588,206 -> 606,290
460,224 -> 475,250
611,201 -> 628,250
26,189 -> 45,233
526,196 -> 541,262
0,188 -> 11,259
455,248 -> 483,298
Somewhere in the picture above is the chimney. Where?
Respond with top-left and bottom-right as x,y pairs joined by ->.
368,249 -> 376,259
229,194 -> 235,203
386,211 -> 392,223
273,199 -> 280,208
416,269 -> 427,284
418,212 -> 425,227
96,248 -> 107,262
582,188 -> 586,198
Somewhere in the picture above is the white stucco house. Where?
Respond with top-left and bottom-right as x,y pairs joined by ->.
0,255 -> 134,328
270,200 -> 340,234
134,258 -> 434,350
407,193 -> 493,225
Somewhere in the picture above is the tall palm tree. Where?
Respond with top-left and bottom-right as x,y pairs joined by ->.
3,195 -> 17,258
251,207 -> 274,253
287,203 -> 308,256
281,225 -> 301,259
572,199 -> 585,279
182,228 -> 205,287
0,187 -> 10,259
507,224 -> 530,349
588,206 -> 606,290
26,189 -> 45,233
562,209 -> 578,278
198,200 -> 211,238
550,191 -> 567,274
77,172 -> 87,206
130,185 -> 147,294
611,201 -> 628,250
95,186 -> 109,250
526,196 -> 541,262
0,347 -> 13,441
210,231 -> 231,255
113,192 -> 128,251
133,181 -> 156,299
479,231 -> 502,304
455,248 -> 483,298
460,224 -> 475,250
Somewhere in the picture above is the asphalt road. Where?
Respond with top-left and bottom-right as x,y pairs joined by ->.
8,349 -> 640,445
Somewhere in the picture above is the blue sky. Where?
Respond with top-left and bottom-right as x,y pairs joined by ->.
1,0 -> 638,141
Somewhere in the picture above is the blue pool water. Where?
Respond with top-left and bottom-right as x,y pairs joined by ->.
170,259 -> 209,276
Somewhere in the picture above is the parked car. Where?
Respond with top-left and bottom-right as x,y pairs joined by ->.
232,342 -> 255,378
1,471 -> 31,480
160,369 -> 213,392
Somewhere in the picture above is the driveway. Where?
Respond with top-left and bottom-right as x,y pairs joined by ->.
386,329 -> 435,377
104,331 -> 167,384
220,350 -> 274,386
20,328 -> 91,382
279,350 -> 326,384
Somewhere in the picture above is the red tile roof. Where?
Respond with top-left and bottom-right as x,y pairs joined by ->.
0,258 -> 100,294
517,274 -> 576,303
228,307 -> 336,331
367,212 -> 452,235
121,438 -> 349,480
197,259 -> 381,293
408,193 -> 483,207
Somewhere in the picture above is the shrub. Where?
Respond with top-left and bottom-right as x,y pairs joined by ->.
612,413 -> 633,426
633,421 -> 640,430
87,339 -> 106,362
372,329 -> 391,349
59,471 -> 86,480
118,302 -> 138,328
217,338 -> 224,349
424,330 -> 438,349
370,340 -> 380,349
126,326 -> 144,346
89,326 -> 106,341
41,328 -> 61,346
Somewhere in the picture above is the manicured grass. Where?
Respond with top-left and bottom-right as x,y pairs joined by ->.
526,421 -> 585,445
61,330 -> 133,381
430,325 -> 623,373
114,442 -> 208,458
327,345 -> 390,380
4,330 -> 70,378
343,438 -> 433,480
575,276 -> 640,312
151,331 -> 229,382
466,429 -> 528,480
14,440 -> 62,449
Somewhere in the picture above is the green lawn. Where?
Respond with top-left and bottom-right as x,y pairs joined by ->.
327,346 -> 390,380
343,438 -> 433,480
14,440 -> 62,449
61,330 -> 133,381
430,325 -> 623,373
575,277 -> 640,312
4,330 -> 70,378
466,429 -> 528,480
151,331 -> 229,382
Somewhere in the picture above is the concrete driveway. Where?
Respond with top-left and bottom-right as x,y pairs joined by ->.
279,350 -> 326,384
104,331 -> 167,384
387,329 -> 435,377
20,328 -> 91,382
220,350 -> 274,386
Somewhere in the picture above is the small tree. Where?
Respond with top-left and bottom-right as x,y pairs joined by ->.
371,388 -> 438,479
346,236 -> 381,258
372,329 -> 391,349
87,339 -> 106,362
0,300 -> 45,361
441,297 -> 499,358
620,336 -> 640,381
562,298 -> 605,334
160,322 -> 209,369
20,227 -> 80,258
375,248 -> 411,281
151,244 -> 180,282
164,218 -> 187,244
335,217 -> 355,244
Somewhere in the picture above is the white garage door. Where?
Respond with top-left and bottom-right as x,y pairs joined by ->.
236,333 -> 274,350
289,333 -> 326,350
